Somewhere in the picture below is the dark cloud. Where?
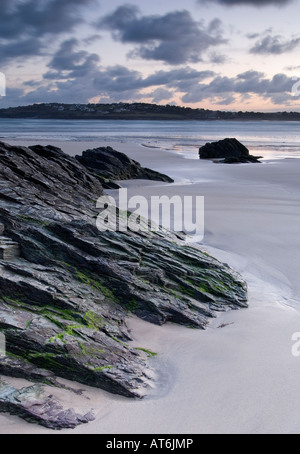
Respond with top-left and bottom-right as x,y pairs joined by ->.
0,0 -> 98,65
8,37 -> 152,101
3,57 -> 295,109
0,38 -> 43,64
99,5 -> 227,65
2,52 -> 216,106
217,95 -> 237,105
236,70 -> 265,80
0,0 -> 97,39
197,0 -> 294,6
92,65 -> 215,98
93,65 -> 144,95
0,32 -> 296,109
250,34 -> 300,54
148,88 -> 174,103
44,39 -> 100,79
142,68 -> 215,89
181,70 -> 294,105
209,52 -> 228,64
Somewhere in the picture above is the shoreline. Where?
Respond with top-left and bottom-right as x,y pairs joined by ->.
2,121 -> 300,161
1,139 -> 300,433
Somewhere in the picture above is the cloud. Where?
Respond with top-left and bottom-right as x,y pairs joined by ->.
250,34 -> 300,54
197,0 -> 294,6
0,38 -> 44,64
44,39 -> 100,79
99,5 -> 227,65
0,0 -> 97,39
209,52 -> 228,64
146,88 -> 174,103
2,54 -> 216,106
0,0 -> 99,65
4,59 -> 295,109
92,66 -> 215,99
142,67 -> 215,89
0,34 -> 296,109
181,70 -> 295,105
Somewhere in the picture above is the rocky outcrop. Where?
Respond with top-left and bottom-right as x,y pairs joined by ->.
199,138 -> 262,163
0,379 -> 94,430
0,141 -> 248,428
76,146 -> 174,188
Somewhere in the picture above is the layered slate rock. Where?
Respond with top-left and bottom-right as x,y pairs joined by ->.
0,141 -> 248,427
199,138 -> 262,163
0,379 -> 94,430
76,146 -> 174,188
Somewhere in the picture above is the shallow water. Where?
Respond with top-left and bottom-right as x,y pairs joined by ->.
0,119 -> 300,160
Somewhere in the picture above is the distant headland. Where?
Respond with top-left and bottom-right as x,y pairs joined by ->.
0,102 -> 300,121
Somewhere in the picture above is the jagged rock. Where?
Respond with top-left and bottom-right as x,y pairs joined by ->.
0,141 -> 248,427
76,146 -> 174,186
199,138 -> 262,163
0,379 -> 94,430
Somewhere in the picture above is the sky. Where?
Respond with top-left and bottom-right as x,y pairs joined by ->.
0,0 -> 300,111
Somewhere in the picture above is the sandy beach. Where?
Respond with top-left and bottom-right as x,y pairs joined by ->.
1,139 -> 300,434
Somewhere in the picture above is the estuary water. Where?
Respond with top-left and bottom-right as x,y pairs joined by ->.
0,118 -> 300,160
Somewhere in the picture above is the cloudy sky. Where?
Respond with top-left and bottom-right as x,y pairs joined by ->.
0,0 -> 300,111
